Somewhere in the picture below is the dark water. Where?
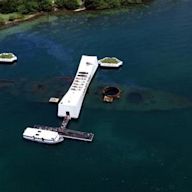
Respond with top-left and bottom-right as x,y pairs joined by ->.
0,0 -> 192,191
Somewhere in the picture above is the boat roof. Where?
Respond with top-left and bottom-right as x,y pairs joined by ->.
23,127 -> 59,140
59,55 -> 98,106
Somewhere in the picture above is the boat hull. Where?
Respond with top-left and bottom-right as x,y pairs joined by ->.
23,135 -> 64,144
23,127 -> 64,144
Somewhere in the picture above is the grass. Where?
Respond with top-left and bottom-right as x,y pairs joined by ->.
0,53 -> 14,59
0,12 -> 25,22
100,57 -> 119,64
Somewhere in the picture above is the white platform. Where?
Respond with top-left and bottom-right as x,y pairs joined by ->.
49,97 -> 60,103
98,57 -> 123,68
58,55 -> 98,119
0,53 -> 17,63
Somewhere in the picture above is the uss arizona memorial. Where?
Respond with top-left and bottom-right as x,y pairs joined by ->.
58,55 -> 98,119
23,55 -> 122,144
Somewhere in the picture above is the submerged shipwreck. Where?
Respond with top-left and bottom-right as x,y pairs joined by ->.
1,54 -> 189,144
102,86 -> 121,103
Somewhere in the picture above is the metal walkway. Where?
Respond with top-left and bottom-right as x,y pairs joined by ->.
61,116 -> 70,129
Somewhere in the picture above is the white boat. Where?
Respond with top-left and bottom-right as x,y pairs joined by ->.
58,55 -> 98,119
23,127 -> 64,144
98,57 -> 123,68
0,53 -> 17,63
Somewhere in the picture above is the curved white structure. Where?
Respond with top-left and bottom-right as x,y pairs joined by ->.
0,53 -> 17,63
23,127 -> 64,144
98,57 -> 123,68
58,55 -> 98,119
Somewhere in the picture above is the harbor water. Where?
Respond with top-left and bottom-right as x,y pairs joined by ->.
0,0 -> 192,191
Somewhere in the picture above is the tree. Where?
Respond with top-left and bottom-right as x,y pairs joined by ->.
106,0 -> 121,8
38,0 -> 53,11
0,0 -> 17,13
17,1 -> 39,14
84,0 -> 108,9
55,0 -> 80,9
55,0 -> 66,8
120,0 -> 143,5
64,0 -> 80,10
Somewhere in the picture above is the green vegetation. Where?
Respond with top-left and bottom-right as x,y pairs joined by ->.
84,0 -> 149,9
100,57 -> 119,64
0,0 -> 150,26
0,13 -> 25,24
0,0 -> 81,14
0,53 -> 14,59
55,0 -> 81,10
0,13 -> 22,20
0,0 -> 149,14
0,17 -> 5,25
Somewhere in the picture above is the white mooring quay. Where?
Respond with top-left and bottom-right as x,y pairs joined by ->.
23,55 -> 98,144
0,53 -> 17,63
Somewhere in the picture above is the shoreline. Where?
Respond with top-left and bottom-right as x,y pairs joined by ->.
0,12 -> 44,30
0,2 -> 151,31
0,9 -> 87,30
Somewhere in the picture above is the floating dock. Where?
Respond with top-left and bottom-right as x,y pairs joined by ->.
98,57 -> 123,68
0,53 -> 17,63
34,116 -> 94,142
34,126 -> 94,142
49,97 -> 60,103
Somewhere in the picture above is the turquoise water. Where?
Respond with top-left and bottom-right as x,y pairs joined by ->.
0,0 -> 192,191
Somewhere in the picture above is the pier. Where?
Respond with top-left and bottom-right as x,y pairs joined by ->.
34,116 -> 94,142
